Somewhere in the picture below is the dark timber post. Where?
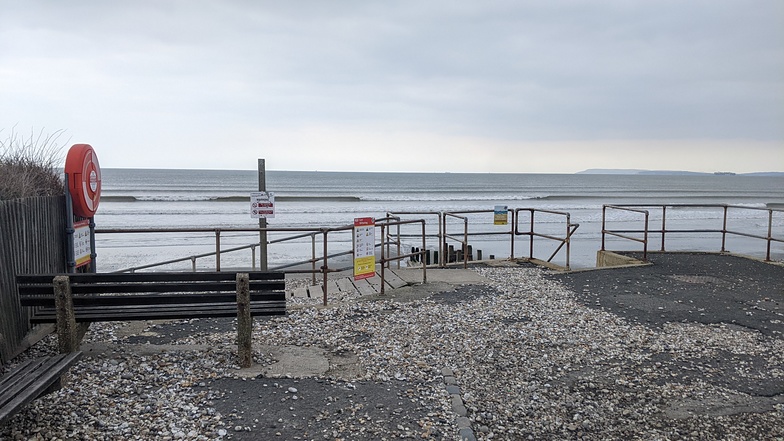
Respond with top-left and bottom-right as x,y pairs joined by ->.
258,159 -> 268,270
54,276 -> 78,353
236,273 -> 252,368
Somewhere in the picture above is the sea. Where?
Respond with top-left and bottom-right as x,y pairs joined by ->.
93,169 -> 784,272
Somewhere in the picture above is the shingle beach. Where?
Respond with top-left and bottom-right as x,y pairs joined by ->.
2,253 -> 783,440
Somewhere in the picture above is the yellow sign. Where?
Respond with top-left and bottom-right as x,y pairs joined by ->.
353,217 -> 376,280
494,205 -> 508,225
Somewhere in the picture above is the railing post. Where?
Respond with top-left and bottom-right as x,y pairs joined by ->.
251,245 -> 257,271
643,211 -> 649,261
565,213 -> 571,271
380,224 -> 386,294
396,221 -> 401,270
322,230 -> 329,306
766,209 -> 773,261
529,210 -> 535,259
191,256 -> 197,272
661,206 -> 667,251
439,212 -> 445,267
601,206 -> 607,251
215,229 -> 221,272
421,220 -> 427,283
510,209 -> 515,259
721,205 -> 728,252
462,217 -> 468,269
311,233 -> 317,286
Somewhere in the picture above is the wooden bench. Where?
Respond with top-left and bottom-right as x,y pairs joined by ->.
17,271 -> 286,367
0,352 -> 82,425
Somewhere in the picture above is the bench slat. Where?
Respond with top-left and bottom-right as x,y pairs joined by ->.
18,280 -> 285,296
28,301 -> 285,323
20,291 -> 285,307
0,353 -> 82,425
17,271 -> 284,285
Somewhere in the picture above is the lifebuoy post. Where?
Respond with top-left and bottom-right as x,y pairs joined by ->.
64,144 -> 102,272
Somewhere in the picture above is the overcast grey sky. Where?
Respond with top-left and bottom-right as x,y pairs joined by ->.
2,1 -> 782,173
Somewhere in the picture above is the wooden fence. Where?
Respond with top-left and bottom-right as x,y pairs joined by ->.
0,196 -> 66,363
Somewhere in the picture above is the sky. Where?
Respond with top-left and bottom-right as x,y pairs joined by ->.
1,1 -> 782,173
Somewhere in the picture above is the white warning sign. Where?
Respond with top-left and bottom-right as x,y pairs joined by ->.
250,192 -> 275,219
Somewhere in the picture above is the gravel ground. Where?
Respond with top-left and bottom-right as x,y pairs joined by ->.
2,256 -> 783,440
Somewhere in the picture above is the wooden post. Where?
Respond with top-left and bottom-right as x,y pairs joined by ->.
53,276 -> 78,353
236,273 -> 252,368
258,159 -> 268,271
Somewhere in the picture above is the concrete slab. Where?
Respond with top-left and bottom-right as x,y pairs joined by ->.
353,278 -> 378,296
291,287 -> 309,298
382,269 -> 408,289
394,268 -> 487,284
238,344 -> 330,378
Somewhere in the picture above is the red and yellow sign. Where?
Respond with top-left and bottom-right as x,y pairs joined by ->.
353,217 -> 375,280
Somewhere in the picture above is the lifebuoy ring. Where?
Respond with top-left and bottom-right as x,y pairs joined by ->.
65,144 -> 101,217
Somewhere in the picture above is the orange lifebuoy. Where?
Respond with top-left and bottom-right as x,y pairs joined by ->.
65,144 -> 101,217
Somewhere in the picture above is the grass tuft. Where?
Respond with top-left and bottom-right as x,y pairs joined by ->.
0,127 -> 67,200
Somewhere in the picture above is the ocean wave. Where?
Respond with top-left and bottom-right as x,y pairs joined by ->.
102,195 -> 363,202
100,193 -> 782,205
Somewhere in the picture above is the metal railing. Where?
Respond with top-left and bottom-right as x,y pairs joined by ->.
514,208 -> 579,270
389,208 -> 578,269
601,204 -> 784,262
96,222 -> 427,306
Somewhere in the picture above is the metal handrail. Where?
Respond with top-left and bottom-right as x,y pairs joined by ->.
442,212 -> 470,269
514,208 -> 579,270
377,218 -> 427,294
388,208 -> 577,269
601,205 -> 650,260
96,221 -> 428,306
387,211 -> 443,265
601,204 -> 784,262
513,208 -> 580,271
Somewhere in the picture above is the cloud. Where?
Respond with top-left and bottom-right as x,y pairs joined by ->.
1,0 -> 782,172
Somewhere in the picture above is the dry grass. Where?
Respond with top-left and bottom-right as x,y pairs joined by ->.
0,128 -> 67,200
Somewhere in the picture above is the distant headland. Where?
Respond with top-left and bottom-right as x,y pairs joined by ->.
577,169 -> 784,177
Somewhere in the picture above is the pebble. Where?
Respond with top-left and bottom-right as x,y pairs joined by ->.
2,267 -> 782,440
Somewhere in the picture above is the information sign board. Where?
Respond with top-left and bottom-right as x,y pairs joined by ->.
250,192 -> 275,218
353,217 -> 376,280
494,205 -> 508,225
73,220 -> 92,267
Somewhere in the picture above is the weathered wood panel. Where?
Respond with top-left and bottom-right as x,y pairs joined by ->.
0,196 -> 67,363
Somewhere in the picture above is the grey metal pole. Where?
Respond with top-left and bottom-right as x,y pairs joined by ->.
258,159 -> 268,270
64,174 -> 76,273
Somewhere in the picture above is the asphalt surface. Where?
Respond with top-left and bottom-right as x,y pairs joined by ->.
546,252 -> 784,337
546,252 -> 784,401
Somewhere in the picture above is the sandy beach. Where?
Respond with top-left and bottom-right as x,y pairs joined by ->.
2,253 -> 783,440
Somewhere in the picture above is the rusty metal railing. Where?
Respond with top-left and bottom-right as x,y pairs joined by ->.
601,204 -> 784,262
389,208 -> 577,269
377,217 -> 427,294
442,212 -> 470,269
514,208 -> 579,270
96,222 -> 427,305
387,211 -> 443,265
